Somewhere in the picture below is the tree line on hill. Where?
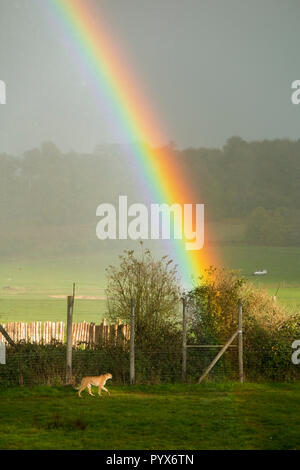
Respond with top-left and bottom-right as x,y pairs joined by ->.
0,136 -> 299,251
180,136 -> 300,245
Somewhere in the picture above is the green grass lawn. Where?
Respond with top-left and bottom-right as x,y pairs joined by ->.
0,298 -> 106,324
0,245 -> 299,323
0,382 -> 298,450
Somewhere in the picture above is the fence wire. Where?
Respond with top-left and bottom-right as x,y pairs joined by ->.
1,341 -> 297,388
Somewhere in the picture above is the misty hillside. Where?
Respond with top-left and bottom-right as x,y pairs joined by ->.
1,136 -> 300,256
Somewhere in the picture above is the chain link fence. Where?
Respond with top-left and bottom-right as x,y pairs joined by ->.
1,339 -> 297,388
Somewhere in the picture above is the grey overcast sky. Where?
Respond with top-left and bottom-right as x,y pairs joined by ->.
0,0 -> 300,155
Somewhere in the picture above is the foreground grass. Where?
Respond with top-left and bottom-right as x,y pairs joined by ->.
0,382 -> 299,450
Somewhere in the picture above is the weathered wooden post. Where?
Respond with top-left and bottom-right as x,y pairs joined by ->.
182,296 -> 187,383
66,284 -> 75,385
0,325 -> 16,348
130,298 -> 135,385
238,300 -> 244,383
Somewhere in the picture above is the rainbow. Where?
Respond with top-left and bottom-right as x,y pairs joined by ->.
47,0 -> 219,287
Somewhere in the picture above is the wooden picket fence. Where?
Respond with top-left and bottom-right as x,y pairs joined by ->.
0,320 -> 130,347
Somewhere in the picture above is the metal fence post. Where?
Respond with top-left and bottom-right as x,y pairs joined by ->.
130,298 -> 135,385
182,297 -> 187,382
66,292 -> 74,385
238,300 -> 244,383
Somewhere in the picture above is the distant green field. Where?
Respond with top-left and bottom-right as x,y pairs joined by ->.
0,245 -> 299,323
0,382 -> 299,450
0,252 -> 113,323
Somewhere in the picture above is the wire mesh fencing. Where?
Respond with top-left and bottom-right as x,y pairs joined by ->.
1,340 -> 295,388
0,342 -> 241,387
0,307 -> 299,388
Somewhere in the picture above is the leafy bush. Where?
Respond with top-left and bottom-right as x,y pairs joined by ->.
189,268 -> 300,381
240,282 -> 300,380
105,245 -> 181,343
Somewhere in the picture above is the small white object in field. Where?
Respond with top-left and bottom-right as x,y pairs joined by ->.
253,269 -> 268,275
